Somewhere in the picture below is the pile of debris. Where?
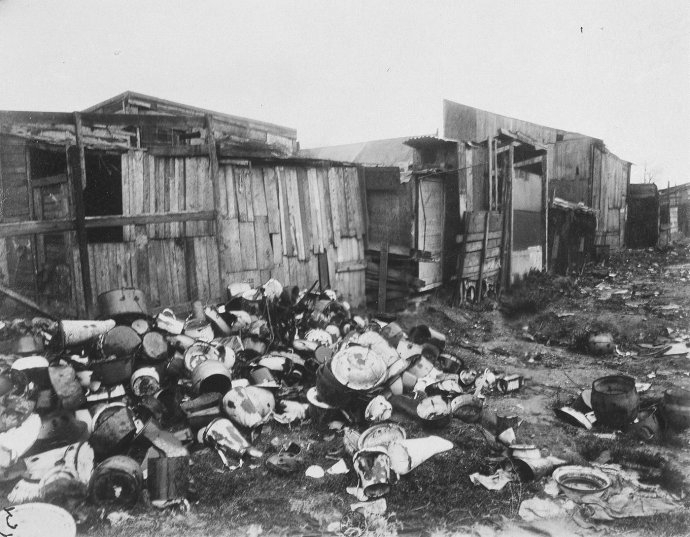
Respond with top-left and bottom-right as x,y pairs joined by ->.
0,280 -> 508,532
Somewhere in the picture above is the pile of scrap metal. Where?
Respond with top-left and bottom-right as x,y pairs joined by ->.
548,197 -> 597,274
0,279 -> 502,527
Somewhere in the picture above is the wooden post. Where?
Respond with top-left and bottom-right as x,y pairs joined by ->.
377,241 -> 388,313
507,144 -> 514,289
205,114 -> 225,289
498,144 -> 514,295
476,211 -> 490,303
71,112 -> 94,317
487,136 -> 493,210
453,211 -> 470,305
493,138 -> 499,211
542,152 -> 549,271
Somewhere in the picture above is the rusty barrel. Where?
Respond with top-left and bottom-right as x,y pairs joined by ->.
662,387 -> 690,431
591,375 -> 639,427
89,455 -> 143,508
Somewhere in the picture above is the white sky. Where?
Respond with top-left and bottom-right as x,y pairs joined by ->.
0,0 -> 688,185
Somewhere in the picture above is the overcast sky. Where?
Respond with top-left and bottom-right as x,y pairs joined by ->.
0,0 -> 687,185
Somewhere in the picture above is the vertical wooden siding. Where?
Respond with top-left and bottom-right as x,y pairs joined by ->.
217,163 -> 366,307
90,151 -> 366,311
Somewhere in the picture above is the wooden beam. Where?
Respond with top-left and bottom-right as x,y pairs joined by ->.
514,155 -> 544,168
147,145 -> 210,157
0,219 -> 74,237
0,111 -> 207,130
0,210 -> 215,237
377,241 -> 388,313
476,211 -> 490,303
498,146 -> 513,297
455,230 -> 502,244
0,283 -> 58,319
71,112 -> 94,317
487,135 -> 493,209
335,260 -> 366,273
86,211 -> 215,228
542,153 -> 549,271
453,211 -> 469,305
205,114 -> 224,287
30,173 -> 67,188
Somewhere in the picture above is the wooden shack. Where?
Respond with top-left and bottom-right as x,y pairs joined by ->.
302,136 -> 460,310
444,99 -> 632,251
456,129 -> 548,300
0,104 -> 366,318
658,182 -> 690,240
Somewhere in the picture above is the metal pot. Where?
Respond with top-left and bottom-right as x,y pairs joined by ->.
96,288 -> 148,320
591,375 -> 639,428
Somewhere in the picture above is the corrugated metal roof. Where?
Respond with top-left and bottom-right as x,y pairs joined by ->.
300,136 -> 416,168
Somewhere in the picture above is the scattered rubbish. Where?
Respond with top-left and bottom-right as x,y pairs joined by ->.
496,374 -> 524,394
305,465 -> 325,478
387,436 -> 453,475
470,469 -> 513,491
587,333 -> 615,355
326,458 -> 349,475
555,407 -> 595,430
518,497 -> 575,522
623,408 -> 661,441
267,452 -> 302,475
662,342 -> 689,356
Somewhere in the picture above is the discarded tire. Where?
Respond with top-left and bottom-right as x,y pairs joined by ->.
591,375 -> 639,427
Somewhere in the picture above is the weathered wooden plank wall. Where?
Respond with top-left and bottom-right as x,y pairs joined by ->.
216,162 -> 366,307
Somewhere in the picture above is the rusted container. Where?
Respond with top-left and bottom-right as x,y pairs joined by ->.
89,455 -> 143,508
591,375 -> 639,427
662,387 -> 690,430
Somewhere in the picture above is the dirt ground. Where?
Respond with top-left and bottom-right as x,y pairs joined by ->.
23,243 -> 690,536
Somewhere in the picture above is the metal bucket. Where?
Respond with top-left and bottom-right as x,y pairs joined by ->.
191,360 -> 232,395
97,288 -> 148,321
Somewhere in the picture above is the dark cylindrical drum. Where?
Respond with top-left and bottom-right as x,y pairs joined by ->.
591,375 -> 639,427
662,387 -> 690,431
89,455 -> 143,508
90,404 -> 137,458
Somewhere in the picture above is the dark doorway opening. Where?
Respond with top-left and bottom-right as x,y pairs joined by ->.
83,152 -> 123,243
